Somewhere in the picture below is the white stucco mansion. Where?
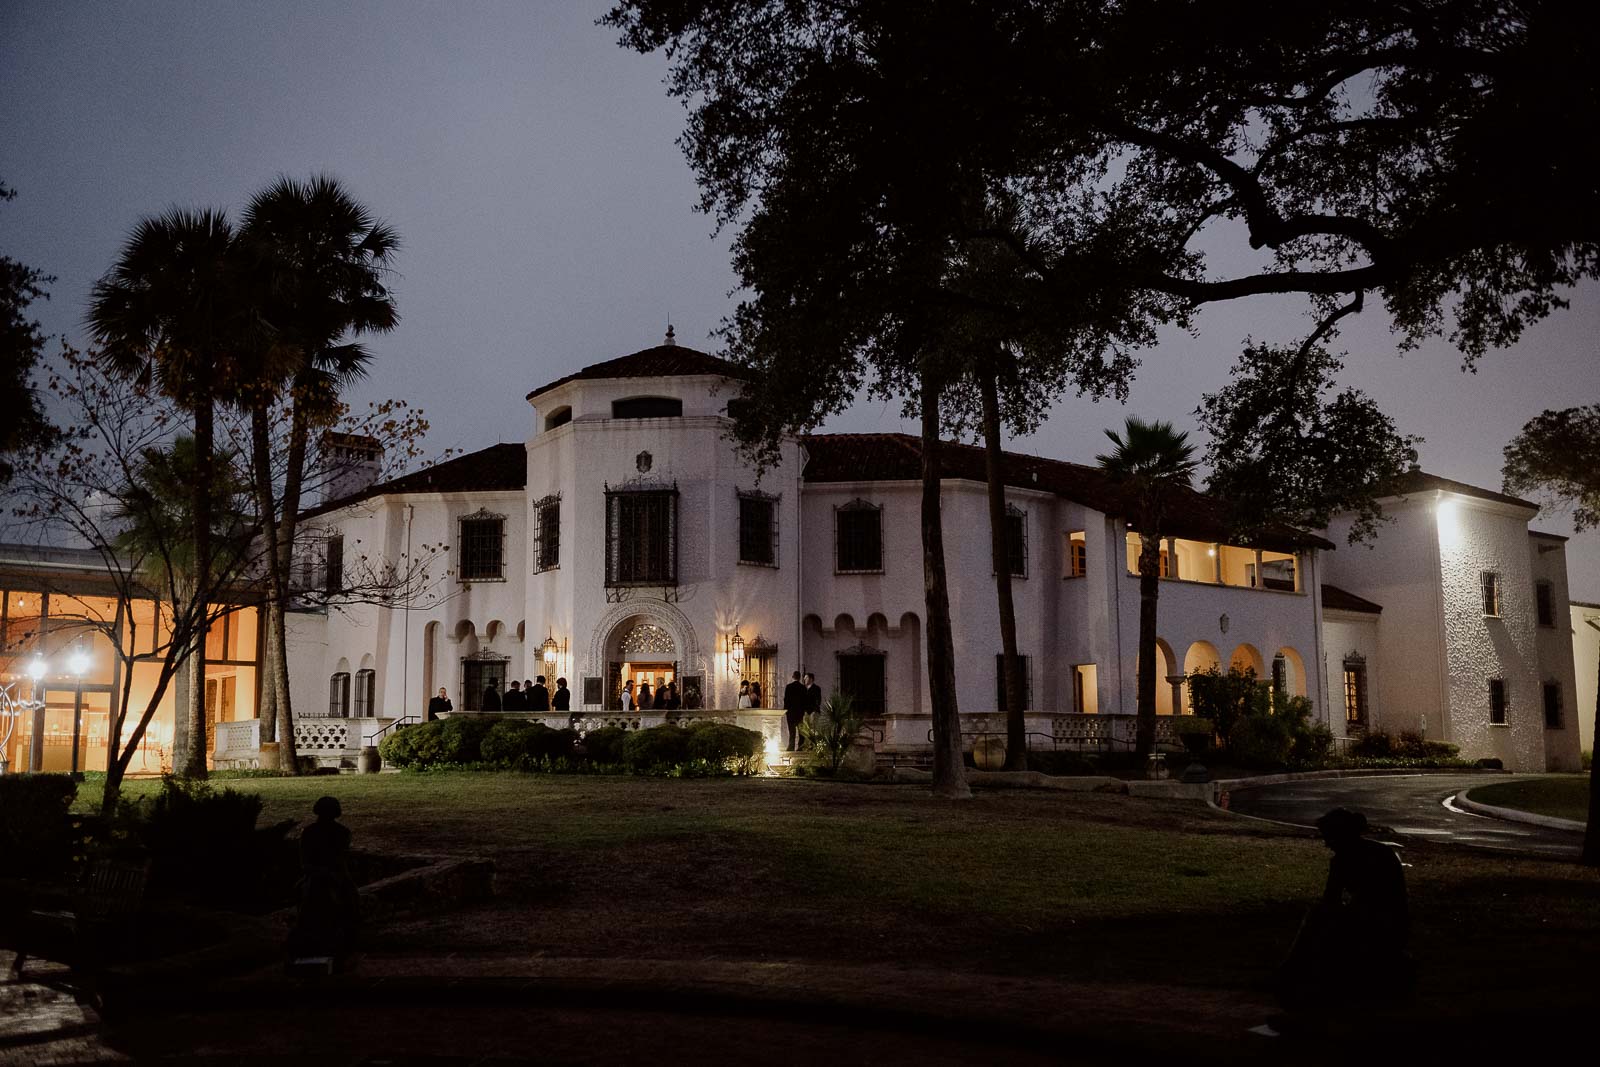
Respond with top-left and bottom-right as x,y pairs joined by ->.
271,335 -> 1585,773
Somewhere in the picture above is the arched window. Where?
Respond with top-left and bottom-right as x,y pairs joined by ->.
328,672 -> 351,718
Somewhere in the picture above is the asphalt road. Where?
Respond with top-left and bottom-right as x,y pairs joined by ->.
1225,773 -> 1582,860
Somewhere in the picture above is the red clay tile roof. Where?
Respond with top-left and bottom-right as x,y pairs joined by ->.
1321,584 -> 1383,614
301,442 -> 526,520
1391,471 -> 1538,511
525,344 -> 754,403
801,433 -> 1334,551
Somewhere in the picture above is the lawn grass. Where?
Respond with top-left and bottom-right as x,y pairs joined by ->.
74,771 -> 1600,1013
1468,775 -> 1590,822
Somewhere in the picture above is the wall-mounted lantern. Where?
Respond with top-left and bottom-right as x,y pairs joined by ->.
727,628 -> 745,675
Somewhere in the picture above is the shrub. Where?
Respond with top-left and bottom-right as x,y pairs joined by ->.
0,773 -> 80,881
481,721 -> 578,768
1229,713 -> 1294,768
622,725 -> 693,772
1349,731 -> 1459,761
116,776 -> 293,908
800,691 -> 866,774
1186,666 -> 1263,746
1026,751 -> 1099,777
685,721 -> 763,774
581,726 -> 629,765
377,723 -> 421,768
381,716 -> 496,769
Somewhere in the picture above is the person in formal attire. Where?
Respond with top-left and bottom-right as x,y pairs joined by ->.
653,683 -> 669,710
620,679 -> 635,711
552,677 -> 570,711
663,681 -> 680,711
737,680 -> 752,709
529,675 -> 551,712
637,681 -> 652,710
749,681 -> 762,709
782,671 -> 806,751
803,672 -> 823,716
427,687 -> 451,721
503,679 -> 525,711
481,680 -> 502,712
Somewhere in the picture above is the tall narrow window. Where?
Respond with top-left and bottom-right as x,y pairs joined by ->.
533,495 -> 561,572
1073,664 -> 1099,715
1004,505 -> 1027,578
1481,571 -> 1501,616
1342,657 -> 1368,726
1271,654 -> 1287,696
459,512 -> 505,581
1488,678 -> 1508,725
1065,532 -> 1087,578
328,672 -> 351,717
837,651 -> 886,715
738,492 -> 778,566
1543,682 -> 1563,729
835,499 -> 883,573
354,668 -> 375,717
1535,582 -> 1555,627
994,654 -> 1032,712
324,535 -> 344,596
605,488 -> 678,585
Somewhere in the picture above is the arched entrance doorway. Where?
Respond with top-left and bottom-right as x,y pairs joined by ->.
606,617 -> 680,710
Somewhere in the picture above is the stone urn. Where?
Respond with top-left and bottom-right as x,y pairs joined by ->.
259,740 -> 281,771
359,745 -> 382,774
972,735 -> 1007,771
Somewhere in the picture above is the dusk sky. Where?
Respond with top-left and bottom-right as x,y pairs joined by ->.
3,1 -> 1595,598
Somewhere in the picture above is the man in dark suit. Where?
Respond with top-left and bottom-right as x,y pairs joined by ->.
529,675 -> 551,712
482,681 -> 502,712
803,672 -> 823,716
782,670 -> 807,751
504,680 -> 525,711
427,687 -> 452,722
552,677 -> 570,712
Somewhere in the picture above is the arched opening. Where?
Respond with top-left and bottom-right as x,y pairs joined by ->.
1182,641 -> 1221,715
605,616 -> 682,710
543,405 -> 572,431
1230,642 -> 1266,678
1155,639 -> 1177,715
1273,647 -> 1307,699
422,621 -> 440,702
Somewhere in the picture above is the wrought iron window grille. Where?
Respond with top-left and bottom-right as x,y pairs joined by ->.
604,485 -> 679,587
457,509 -> 507,583
834,498 -> 883,574
533,493 -> 561,573
737,490 -> 780,567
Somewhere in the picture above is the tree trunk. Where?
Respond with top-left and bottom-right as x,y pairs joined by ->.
1135,531 -> 1161,758
921,368 -> 971,799
979,371 -> 1027,770
180,397 -> 214,779
1583,653 -> 1599,866
258,628 -> 277,744
268,392 -> 315,775
270,608 -> 296,771
249,407 -> 281,746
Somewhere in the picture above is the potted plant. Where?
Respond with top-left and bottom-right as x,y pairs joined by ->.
1171,714 -> 1215,755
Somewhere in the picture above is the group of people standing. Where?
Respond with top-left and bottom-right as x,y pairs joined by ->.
618,678 -> 681,711
782,671 -> 823,751
481,675 -> 570,713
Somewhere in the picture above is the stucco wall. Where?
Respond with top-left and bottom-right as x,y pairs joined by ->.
1322,612 -> 1380,738
1528,536 -> 1582,770
1572,602 -> 1600,757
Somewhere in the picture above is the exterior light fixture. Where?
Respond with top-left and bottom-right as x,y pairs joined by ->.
727,628 -> 745,675
27,657 -> 45,681
541,632 -> 562,672
69,650 -> 90,676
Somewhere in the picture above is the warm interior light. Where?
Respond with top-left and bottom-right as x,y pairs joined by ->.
1207,547 -> 1217,557
68,650 -> 90,676
541,633 -> 560,668
27,657 -> 46,680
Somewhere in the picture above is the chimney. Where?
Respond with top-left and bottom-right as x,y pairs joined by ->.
322,432 -> 384,503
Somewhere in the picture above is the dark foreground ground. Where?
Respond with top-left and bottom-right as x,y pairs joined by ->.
22,772 -> 1596,1063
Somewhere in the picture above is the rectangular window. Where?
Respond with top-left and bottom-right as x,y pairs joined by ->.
1543,682 -> 1563,729
1488,678 -> 1508,725
1482,571 -> 1501,617
459,515 -> 505,581
324,535 -> 344,595
738,493 -> 778,566
994,653 -> 1032,712
835,501 -> 883,573
1004,508 -> 1027,578
606,489 -> 678,585
534,496 -> 561,572
353,668 -> 375,717
837,653 -> 886,716
1065,532 -> 1087,578
328,672 -> 351,718
461,659 -> 506,712
1342,659 -> 1369,725
1535,582 -> 1555,627
1124,533 -> 1170,577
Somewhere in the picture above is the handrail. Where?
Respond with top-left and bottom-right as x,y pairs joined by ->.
370,714 -> 420,745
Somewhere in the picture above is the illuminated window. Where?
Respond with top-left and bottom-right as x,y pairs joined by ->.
1065,532 -> 1087,578
1342,657 -> 1368,726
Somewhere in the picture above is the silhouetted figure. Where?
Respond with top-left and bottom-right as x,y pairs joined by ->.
504,680 -> 525,711
427,687 -> 451,722
637,682 -> 652,710
748,681 -> 762,709
529,676 -> 551,711
482,682 -> 501,712
1277,808 -> 1412,1021
552,677 -> 570,711
289,796 -> 359,966
783,671 -> 806,751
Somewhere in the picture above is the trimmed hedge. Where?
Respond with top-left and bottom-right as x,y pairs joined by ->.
581,726 -> 629,765
622,725 -> 693,771
379,716 -> 497,769
685,721 -> 763,773
481,720 -> 578,768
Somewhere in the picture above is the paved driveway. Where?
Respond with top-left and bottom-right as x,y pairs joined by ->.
1225,773 -> 1582,860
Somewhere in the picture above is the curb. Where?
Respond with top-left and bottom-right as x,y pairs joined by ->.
1452,790 -> 1585,832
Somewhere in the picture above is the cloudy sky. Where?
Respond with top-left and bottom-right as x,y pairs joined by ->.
3,1 -> 1595,598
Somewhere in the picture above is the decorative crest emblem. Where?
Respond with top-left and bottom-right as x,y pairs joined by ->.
636,451 -> 653,473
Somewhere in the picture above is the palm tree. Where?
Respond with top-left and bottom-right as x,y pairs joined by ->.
239,174 -> 399,766
88,207 -> 251,778
1096,417 -> 1198,757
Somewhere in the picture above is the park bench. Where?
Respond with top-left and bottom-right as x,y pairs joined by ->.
9,856 -> 151,996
